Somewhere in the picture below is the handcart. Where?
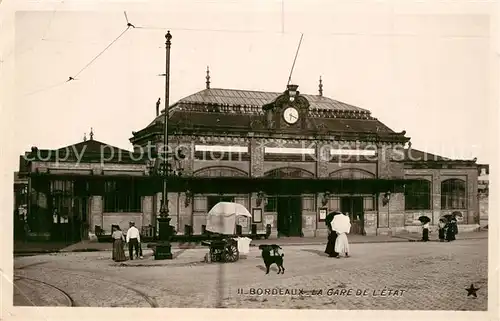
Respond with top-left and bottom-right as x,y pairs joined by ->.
201,202 -> 252,263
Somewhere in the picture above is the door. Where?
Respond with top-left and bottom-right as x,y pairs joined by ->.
72,197 -> 88,242
277,196 -> 302,237
51,193 -> 72,242
340,196 -> 365,235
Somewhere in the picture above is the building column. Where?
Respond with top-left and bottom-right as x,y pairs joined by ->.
316,142 -> 331,178
142,196 -> 154,227
432,172 -> 441,225
90,196 -> 103,232
467,173 -> 478,225
249,137 -> 264,177
376,144 -> 405,234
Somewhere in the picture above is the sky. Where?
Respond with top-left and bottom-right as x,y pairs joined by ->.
1,0 -> 498,176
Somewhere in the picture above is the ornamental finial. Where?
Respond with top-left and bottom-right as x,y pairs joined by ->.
206,66 -> 210,89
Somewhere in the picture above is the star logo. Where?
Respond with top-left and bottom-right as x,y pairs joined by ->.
466,284 -> 479,297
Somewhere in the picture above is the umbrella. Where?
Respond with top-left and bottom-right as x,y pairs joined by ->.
418,216 -> 431,224
206,202 -> 251,235
325,211 -> 342,226
452,211 -> 463,217
331,213 -> 351,234
442,214 -> 453,222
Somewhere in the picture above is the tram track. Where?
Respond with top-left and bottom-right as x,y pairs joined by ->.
14,275 -> 77,307
15,261 -> 49,270
32,266 -> 159,307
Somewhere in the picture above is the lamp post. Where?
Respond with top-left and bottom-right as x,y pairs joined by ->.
155,31 -> 174,260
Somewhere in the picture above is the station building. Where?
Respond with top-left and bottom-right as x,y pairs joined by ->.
16,79 -> 481,241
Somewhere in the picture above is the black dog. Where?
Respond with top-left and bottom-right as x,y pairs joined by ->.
258,244 -> 285,274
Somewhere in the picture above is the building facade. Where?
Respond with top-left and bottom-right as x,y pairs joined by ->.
18,83 -> 481,241
477,164 -> 489,228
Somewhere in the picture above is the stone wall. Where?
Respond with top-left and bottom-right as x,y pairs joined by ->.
479,192 -> 488,227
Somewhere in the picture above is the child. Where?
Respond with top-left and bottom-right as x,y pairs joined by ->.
421,221 -> 430,242
438,218 -> 446,242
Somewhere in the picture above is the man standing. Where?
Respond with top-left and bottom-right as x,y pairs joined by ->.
126,221 -> 141,260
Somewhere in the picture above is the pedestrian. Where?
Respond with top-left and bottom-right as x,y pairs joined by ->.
421,221 -> 430,242
324,211 -> 340,258
111,225 -> 127,262
438,218 -> 446,242
126,221 -> 141,260
333,212 -> 351,258
445,217 -> 458,242
23,220 -> 30,243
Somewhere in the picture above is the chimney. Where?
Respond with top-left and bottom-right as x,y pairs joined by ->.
156,98 -> 161,117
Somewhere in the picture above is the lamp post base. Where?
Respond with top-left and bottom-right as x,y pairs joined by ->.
154,242 -> 173,260
153,216 -> 174,260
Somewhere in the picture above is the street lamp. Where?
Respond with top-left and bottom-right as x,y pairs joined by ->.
154,31 -> 175,260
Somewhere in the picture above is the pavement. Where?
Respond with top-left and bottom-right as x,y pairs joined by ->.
11,238 -> 488,310
13,231 -> 488,255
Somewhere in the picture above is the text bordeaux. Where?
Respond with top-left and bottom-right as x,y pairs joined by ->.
238,288 -> 406,297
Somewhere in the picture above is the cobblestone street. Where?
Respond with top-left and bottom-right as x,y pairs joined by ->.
13,239 -> 487,310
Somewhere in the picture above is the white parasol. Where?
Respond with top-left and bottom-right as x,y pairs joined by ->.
331,213 -> 351,234
206,202 -> 251,235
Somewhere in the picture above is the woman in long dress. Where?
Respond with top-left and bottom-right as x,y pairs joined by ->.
334,213 -> 351,258
324,212 -> 340,258
445,218 -> 458,242
112,225 -> 127,262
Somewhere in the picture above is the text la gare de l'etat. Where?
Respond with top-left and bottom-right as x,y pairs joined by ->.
238,288 -> 406,297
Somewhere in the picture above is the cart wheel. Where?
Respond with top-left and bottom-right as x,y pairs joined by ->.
224,243 -> 239,262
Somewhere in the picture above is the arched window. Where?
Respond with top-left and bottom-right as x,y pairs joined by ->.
328,168 -> 375,179
264,167 -> 314,178
193,166 -> 247,177
405,179 -> 431,210
441,179 -> 466,209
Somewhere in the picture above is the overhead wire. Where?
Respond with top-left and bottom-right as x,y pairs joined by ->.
2,0 -> 64,63
22,25 -> 131,96
20,10 -> 488,97
22,80 -> 69,97
70,26 -> 131,80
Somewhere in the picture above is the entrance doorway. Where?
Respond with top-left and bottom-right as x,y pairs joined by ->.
277,196 -> 302,237
340,196 -> 365,235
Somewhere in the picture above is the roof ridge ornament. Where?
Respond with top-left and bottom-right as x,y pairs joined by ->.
206,66 -> 210,89
83,133 -> 87,142
89,127 -> 94,140
319,76 -> 323,96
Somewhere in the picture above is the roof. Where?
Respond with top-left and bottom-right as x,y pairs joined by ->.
57,139 -> 131,155
132,87 -> 409,144
176,88 -> 369,112
26,139 -> 144,164
403,148 -> 476,162
147,88 -> 371,127
163,111 -> 395,134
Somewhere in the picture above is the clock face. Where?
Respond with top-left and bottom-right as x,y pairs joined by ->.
283,107 -> 299,124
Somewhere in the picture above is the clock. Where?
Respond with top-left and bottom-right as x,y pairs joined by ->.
283,107 -> 299,124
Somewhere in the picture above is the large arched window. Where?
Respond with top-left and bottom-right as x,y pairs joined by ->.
405,179 -> 431,210
441,179 -> 466,209
193,166 -> 247,177
328,168 -> 376,179
264,167 -> 314,178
